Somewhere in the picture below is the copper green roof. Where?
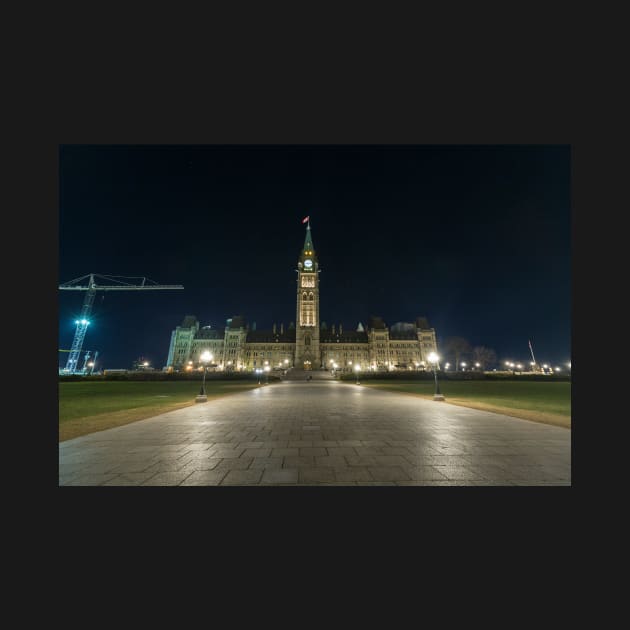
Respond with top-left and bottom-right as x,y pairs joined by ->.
303,224 -> 315,254
321,331 -> 368,343
246,329 -> 296,343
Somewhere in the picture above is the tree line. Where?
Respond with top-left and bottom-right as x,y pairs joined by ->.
441,337 -> 498,371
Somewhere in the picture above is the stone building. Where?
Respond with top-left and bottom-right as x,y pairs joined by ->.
165,223 -> 438,372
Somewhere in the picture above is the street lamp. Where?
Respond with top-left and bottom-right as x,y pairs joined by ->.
461,362 -> 467,372
427,352 -> 445,401
264,365 -> 270,384
354,363 -> 360,385
475,362 -> 481,370
256,368 -> 262,384
195,351 -> 212,402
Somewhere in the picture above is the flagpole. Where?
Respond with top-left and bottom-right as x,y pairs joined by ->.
528,340 -> 538,370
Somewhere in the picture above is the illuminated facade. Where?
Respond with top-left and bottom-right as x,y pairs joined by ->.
165,224 -> 438,372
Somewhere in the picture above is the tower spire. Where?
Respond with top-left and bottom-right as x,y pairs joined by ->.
303,220 -> 315,254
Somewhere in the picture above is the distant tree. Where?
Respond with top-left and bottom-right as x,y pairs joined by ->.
444,337 -> 472,371
472,346 -> 497,371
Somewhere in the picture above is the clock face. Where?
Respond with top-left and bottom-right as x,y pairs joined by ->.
304,259 -> 313,269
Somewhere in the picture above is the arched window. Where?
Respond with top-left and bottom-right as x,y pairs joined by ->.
305,335 -> 311,346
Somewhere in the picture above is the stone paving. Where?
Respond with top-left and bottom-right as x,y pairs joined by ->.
59,380 -> 571,486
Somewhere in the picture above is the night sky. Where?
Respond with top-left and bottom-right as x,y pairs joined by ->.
59,145 -> 570,370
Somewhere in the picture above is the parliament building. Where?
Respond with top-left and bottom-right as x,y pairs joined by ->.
165,224 -> 438,373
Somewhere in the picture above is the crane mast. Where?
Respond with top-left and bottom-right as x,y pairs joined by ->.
59,273 -> 184,374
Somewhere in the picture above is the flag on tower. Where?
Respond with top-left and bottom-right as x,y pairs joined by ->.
302,216 -> 309,224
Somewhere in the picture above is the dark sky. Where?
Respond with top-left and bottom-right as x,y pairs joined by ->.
59,145 -> 570,370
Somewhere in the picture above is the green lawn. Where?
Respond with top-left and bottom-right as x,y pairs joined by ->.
59,380 -> 259,441
359,380 -> 571,427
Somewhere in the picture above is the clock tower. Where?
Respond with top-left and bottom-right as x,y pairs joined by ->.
295,221 -> 321,369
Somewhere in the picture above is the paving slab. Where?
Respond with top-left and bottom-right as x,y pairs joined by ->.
59,381 -> 571,486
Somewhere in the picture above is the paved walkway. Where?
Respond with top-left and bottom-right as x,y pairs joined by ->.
59,381 -> 571,486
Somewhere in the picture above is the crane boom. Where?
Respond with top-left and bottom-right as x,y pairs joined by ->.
59,273 -> 184,374
60,285 -> 184,291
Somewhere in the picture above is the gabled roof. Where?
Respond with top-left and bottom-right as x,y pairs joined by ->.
181,315 -> 198,328
368,316 -> 387,330
228,315 -> 246,329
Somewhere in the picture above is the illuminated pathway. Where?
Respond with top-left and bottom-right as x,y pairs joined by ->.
59,380 -> 571,486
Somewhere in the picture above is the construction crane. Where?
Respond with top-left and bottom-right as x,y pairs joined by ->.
59,273 -> 184,374
59,349 -> 99,372
59,348 -> 98,374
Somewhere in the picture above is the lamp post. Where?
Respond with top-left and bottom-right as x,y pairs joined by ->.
195,351 -> 212,402
428,352 -> 445,401
256,368 -> 262,385
354,363 -> 360,385
264,365 -> 270,384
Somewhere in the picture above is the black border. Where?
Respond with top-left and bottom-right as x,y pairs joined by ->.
18,42 -> 590,557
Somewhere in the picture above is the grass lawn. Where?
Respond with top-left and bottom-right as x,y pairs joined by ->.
359,380 -> 571,428
59,380 -> 259,442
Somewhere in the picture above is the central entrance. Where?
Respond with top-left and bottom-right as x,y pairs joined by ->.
303,360 -> 312,371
